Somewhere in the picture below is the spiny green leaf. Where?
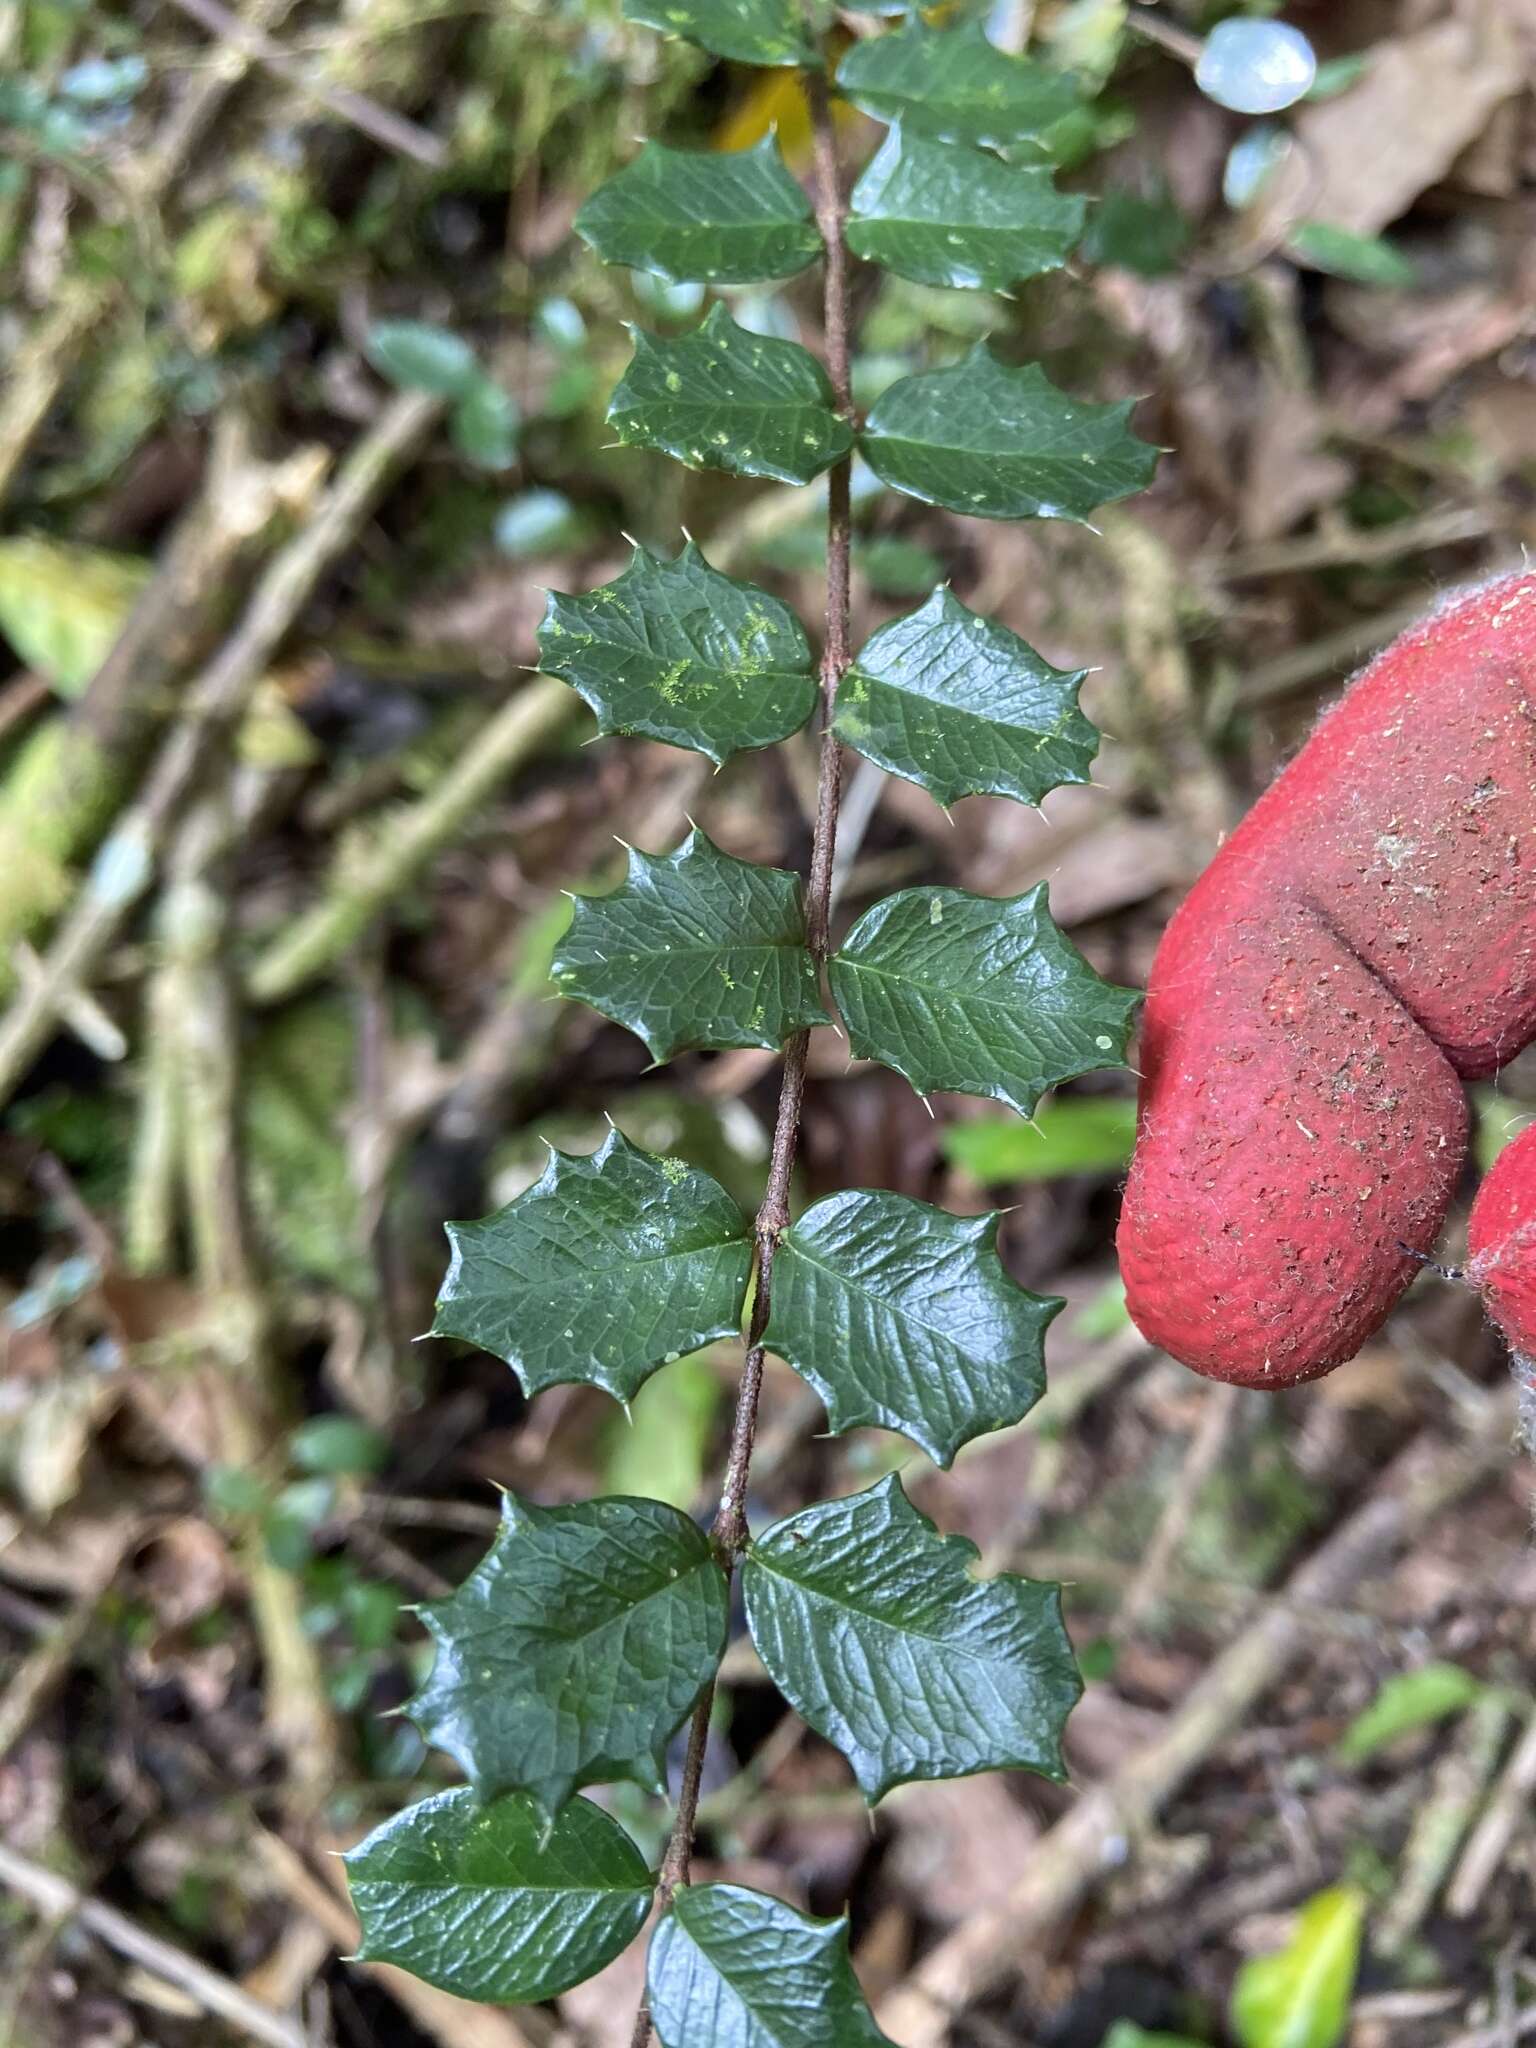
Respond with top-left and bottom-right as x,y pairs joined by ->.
743,1473 -> 1081,1801
861,349 -> 1158,522
537,543 -> 816,764
608,303 -> 854,487
346,1788 -> 653,2003
833,585 -> 1096,807
828,883 -> 1140,1117
846,125 -> 1085,291
431,1127 -> 751,1404
762,1189 -> 1062,1466
553,828 -> 826,1060
407,1490 -> 729,1818
576,137 -> 821,285
835,18 -> 1078,150
623,0 -> 817,68
1231,1887 -> 1365,2048
648,1883 -> 894,2048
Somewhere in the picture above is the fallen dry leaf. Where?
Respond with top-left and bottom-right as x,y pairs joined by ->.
1254,6 -> 1522,242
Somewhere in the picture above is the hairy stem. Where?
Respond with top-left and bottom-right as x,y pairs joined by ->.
627,58 -> 854,2048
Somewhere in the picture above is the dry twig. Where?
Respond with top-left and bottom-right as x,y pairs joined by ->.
0,388 -> 441,1103
0,1841 -> 308,2048
1113,1382 -> 1245,1641
1446,1700 -> 1536,1919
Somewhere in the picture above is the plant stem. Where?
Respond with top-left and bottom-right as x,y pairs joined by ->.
626,58 -> 855,2048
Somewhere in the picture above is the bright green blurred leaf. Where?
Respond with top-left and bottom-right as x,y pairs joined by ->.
1288,222 -> 1415,288
943,1098 -> 1138,1184
603,1348 -> 722,1508
1100,2026 -> 1210,2048
203,1463 -> 269,1519
1335,1664 -> 1483,1765
1471,1090 -> 1533,1176
1075,1275 -> 1130,1341
1231,1887 -> 1365,2048
1306,54 -> 1369,102
0,537 -> 148,695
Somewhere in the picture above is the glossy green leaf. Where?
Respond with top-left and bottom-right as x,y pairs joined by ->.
1231,1886 -> 1365,2048
365,319 -> 479,397
346,1788 -> 653,2002
431,1127 -> 751,1404
608,303 -> 853,487
622,0 -> 817,67
834,585 -> 1095,806
576,137 -> 821,285
537,543 -> 816,764
846,126 -> 1085,291
743,1473 -> 1081,1800
835,19 -> 1078,150
648,1883 -> 893,2047
1335,1664 -> 1482,1765
861,349 -> 1158,521
553,828 -> 826,1060
942,1097 -> 1138,1184
407,1490 -> 729,1817
762,1189 -> 1061,1466
829,883 -> 1140,1117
